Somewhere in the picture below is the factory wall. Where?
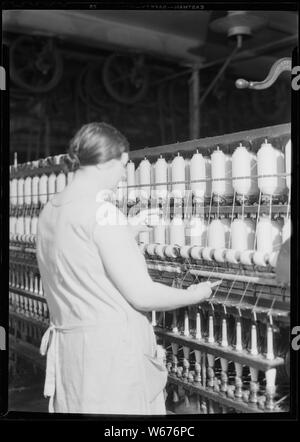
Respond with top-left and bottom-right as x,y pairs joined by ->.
9,36 -> 291,163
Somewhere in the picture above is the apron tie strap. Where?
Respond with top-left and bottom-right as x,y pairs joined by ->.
40,321 -> 108,412
40,323 -> 57,412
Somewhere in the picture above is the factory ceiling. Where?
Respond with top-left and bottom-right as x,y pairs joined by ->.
3,9 -> 298,79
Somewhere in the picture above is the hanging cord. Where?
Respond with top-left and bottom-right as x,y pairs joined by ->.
206,190 -> 213,246
267,286 -> 277,317
221,268 -> 244,307
269,194 -> 273,221
228,190 -> 236,248
241,197 -> 245,220
198,43 -> 240,107
286,187 -> 291,220
254,191 -> 262,251
236,280 -> 251,311
251,288 -> 264,319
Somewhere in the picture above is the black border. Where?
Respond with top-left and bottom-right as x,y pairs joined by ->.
0,37 -> 9,417
1,2 -> 299,426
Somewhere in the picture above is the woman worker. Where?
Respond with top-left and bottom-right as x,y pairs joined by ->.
37,122 -> 214,415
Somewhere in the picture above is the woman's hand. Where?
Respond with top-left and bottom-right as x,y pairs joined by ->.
187,280 -> 222,302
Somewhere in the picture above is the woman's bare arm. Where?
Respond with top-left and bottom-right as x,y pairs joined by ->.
93,204 -> 211,311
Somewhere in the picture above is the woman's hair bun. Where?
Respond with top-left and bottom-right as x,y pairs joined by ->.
65,152 -> 80,170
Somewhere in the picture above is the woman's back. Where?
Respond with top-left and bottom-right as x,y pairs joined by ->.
36,191 -> 166,414
37,192 -> 132,325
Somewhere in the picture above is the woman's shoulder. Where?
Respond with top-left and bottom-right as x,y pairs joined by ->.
94,198 -> 128,227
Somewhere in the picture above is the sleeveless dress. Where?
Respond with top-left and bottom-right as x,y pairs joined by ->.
36,193 -> 167,414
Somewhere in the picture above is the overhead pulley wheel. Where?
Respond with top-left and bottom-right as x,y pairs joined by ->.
10,36 -> 63,93
102,53 -> 149,104
77,64 -> 111,112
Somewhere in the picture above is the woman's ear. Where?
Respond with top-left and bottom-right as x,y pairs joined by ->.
96,158 -> 118,170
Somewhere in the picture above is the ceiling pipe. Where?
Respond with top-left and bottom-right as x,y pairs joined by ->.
152,34 -> 297,86
58,48 -> 175,74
